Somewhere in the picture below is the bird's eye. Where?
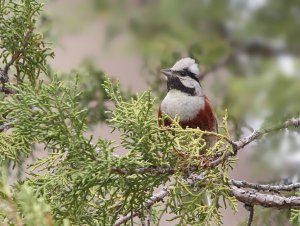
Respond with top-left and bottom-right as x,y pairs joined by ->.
178,71 -> 187,77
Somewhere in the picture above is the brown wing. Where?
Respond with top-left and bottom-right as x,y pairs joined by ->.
159,97 -> 217,149
203,96 -> 218,133
180,96 -> 218,132
181,96 -> 218,148
158,96 -> 218,132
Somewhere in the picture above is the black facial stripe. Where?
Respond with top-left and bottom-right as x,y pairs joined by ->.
183,69 -> 199,82
167,76 -> 195,96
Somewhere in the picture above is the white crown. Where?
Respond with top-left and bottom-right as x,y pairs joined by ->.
171,57 -> 200,76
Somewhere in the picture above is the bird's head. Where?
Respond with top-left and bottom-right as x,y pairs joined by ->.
161,57 -> 202,96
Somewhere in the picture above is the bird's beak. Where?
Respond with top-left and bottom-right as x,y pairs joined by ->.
160,68 -> 173,78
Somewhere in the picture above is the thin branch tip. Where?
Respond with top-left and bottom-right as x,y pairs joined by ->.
113,188 -> 170,226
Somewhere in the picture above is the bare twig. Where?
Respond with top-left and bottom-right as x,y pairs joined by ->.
230,180 -> 300,192
231,186 -> 300,209
244,204 -> 254,226
113,188 -> 170,226
209,117 -> 300,167
114,212 -> 139,226
232,118 -> 300,150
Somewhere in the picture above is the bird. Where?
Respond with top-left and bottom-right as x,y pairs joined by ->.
158,57 -> 218,148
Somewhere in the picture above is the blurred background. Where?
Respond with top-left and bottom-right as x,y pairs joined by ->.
44,0 -> 300,225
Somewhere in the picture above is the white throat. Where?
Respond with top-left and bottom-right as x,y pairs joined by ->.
161,90 -> 205,122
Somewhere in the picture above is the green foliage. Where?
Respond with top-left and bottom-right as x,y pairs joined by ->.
104,0 -> 231,69
0,79 -> 87,162
223,70 -> 300,127
60,62 -> 131,125
0,166 -> 56,226
75,64 -> 109,124
162,115 -> 237,225
0,76 -> 236,225
0,0 -> 53,86
0,0 -> 53,162
0,132 -> 31,162
8,78 -> 233,225
247,0 -> 300,44
16,185 -> 52,226
1,0 -> 299,225
291,208 -> 300,225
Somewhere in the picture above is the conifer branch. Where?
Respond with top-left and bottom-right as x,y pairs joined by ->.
113,188 -> 170,226
1,28 -> 34,85
230,180 -> 300,192
209,117 -> 300,167
110,117 -> 300,177
231,186 -> 300,209
234,117 -> 300,150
